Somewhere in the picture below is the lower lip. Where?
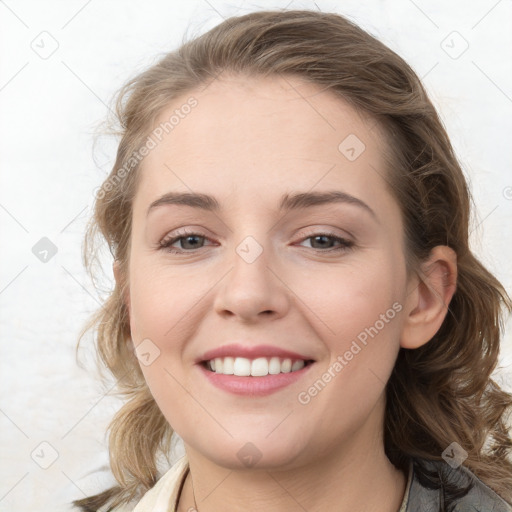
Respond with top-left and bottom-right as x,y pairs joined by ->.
197,362 -> 314,397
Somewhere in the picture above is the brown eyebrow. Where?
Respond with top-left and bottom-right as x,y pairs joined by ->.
147,190 -> 377,220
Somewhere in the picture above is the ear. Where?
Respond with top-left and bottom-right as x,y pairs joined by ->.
113,259 -> 130,314
400,246 -> 457,349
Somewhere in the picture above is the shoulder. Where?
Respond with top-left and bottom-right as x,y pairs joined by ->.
133,456 -> 189,512
100,505 -> 133,512
406,457 -> 512,512
104,456 -> 189,512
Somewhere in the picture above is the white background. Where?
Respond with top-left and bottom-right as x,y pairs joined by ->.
1,1 -> 511,510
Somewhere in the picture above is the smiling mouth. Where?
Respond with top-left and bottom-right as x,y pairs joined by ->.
201,356 -> 315,377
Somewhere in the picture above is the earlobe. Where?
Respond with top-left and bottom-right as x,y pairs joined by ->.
400,246 -> 457,350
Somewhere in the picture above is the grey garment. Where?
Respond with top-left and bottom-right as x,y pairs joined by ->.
404,458 -> 512,511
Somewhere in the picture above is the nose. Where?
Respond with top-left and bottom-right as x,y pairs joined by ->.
213,238 -> 290,323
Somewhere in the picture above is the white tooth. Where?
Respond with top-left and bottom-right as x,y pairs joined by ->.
223,356 -> 234,375
281,358 -> 292,373
291,360 -> 305,372
209,356 -> 306,376
268,357 -> 281,375
251,357 -> 269,377
233,357 -> 251,376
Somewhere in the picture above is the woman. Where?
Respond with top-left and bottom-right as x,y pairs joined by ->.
75,9 -> 512,512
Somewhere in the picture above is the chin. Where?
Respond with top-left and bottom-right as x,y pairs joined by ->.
191,435 -> 308,471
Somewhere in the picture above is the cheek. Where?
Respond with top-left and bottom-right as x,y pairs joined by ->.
300,257 -> 403,340
127,257 -> 194,341
296,287 -> 403,439
297,255 -> 405,399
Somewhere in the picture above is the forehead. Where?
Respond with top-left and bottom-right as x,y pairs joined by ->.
134,73 -> 395,213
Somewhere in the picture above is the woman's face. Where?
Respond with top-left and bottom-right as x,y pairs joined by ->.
126,74 -> 412,469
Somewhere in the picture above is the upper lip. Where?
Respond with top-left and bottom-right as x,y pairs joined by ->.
196,343 -> 314,364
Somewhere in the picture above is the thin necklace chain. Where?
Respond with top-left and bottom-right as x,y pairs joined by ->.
191,469 -> 199,512
186,465 -> 407,512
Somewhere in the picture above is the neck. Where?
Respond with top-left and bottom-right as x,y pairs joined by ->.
177,402 -> 406,512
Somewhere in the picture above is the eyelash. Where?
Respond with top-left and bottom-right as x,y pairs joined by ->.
158,228 -> 354,255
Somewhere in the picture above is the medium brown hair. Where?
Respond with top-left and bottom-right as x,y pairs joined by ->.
74,9 -> 512,510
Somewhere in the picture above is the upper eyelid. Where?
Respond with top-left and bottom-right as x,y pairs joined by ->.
160,227 -> 351,239
160,228 -> 214,243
